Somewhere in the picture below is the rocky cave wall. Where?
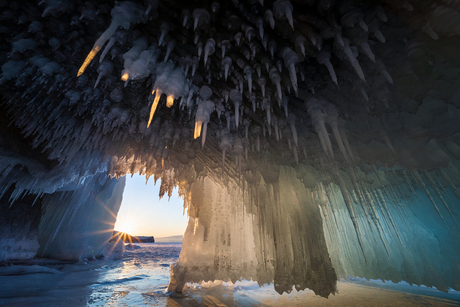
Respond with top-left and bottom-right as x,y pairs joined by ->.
0,0 -> 460,298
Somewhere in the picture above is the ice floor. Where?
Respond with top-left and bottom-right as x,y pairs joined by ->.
1,243 -> 459,307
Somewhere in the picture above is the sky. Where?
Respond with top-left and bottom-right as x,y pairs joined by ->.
114,174 -> 188,238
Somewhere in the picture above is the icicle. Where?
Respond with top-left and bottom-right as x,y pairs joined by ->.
287,114 -> 298,147
295,34 -> 307,57
354,80 -> 369,102
378,129 -> 396,156
147,90 -> 162,128
337,118 -> 355,164
343,39 -> 366,82
281,47 -> 299,95
164,40 -> 175,62
230,89 -> 242,129
403,170 -> 419,200
412,169 -> 449,230
375,189 -> 404,247
99,33 -> 117,63
94,60 -> 114,89
244,66 -> 254,93
326,104 -> 349,164
191,57 -> 198,76
316,52 -> 338,86
193,8 -> 210,31
269,68 -> 282,100
336,170 -> 367,263
203,38 -> 215,66
159,22 -> 170,46
257,77 -> 266,97
308,99 -> 334,160
265,10 -> 275,29
219,130 -> 232,167
256,19 -> 264,40
360,42 -> 375,63
263,98 -> 271,126
78,2 -> 141,76
363,186 -> 391,258
194,88 -> 215,147
221,57 -> 232,81
273,0 -> 294,30
424,170 -> 459,228
440,168 -> 460,202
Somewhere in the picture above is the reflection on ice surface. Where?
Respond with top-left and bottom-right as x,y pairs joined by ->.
0,243 -> 459,306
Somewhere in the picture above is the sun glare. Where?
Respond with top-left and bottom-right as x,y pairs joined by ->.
116,221 -> 134,235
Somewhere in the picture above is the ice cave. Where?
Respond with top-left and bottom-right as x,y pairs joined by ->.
1,0 -> 460,304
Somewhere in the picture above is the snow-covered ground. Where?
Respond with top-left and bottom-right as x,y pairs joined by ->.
0,243 -> 459,306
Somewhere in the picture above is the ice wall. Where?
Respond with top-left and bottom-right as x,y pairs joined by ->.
321,167 -> 460,292
37,174 -> 125,261
0,185 -> 43,261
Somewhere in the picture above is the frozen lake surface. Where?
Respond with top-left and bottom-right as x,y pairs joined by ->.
1,243 -> 459,306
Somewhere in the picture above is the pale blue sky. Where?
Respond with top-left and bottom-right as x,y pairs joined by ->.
114,174 -> 188,237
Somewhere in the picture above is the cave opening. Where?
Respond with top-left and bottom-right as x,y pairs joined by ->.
113,173 -> 188,242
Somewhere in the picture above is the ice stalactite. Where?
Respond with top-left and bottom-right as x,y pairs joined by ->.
94,60 -> 114,89
326,104 -> 349,164
230,89 -> 242,129
273,0 -> 294,30
194,86 -> 215,147
308,98 -> 334,160
269,67 -> 282,100
203,38 -> 215,66
316,52 -> 338,87
219,129 -> 232,168
281,47 -> 299,95
99,30 -> 126,64
193,8 -> 210,31
341,38 -> 366,82
148,62 -> 174,127
77,1 -> 144,77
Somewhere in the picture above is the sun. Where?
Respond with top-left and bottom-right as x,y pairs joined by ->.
116,221 -> 134,235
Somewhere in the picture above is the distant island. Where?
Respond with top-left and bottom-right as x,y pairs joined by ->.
153,235 -> 183,243
110,231 -> 155,243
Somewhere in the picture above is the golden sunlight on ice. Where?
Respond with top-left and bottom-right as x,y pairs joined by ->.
77,46 -> 100,77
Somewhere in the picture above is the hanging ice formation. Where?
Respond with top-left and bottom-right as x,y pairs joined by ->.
1,0 -> 460,298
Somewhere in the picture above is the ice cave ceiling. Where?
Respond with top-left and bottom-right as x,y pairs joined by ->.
1,0 -> 460,298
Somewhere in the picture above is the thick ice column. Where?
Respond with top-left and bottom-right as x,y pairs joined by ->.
169,166 -> 337,297
37,174 -> 126,261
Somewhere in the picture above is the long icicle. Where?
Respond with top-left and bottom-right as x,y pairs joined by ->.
440,168 -> 460,202
78,22 -> 119,77
375,189 -> 404,247
147,90 -> 162,128
336,168 -> 368,264
412,169 -> 450,231
424,170 -> 460,229
363,186 -> 391,258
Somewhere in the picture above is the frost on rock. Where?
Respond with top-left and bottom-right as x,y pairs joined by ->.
1,0 -> 460,299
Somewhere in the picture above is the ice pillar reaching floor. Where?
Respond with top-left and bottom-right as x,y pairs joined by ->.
169,166 -> 337,297
37,174 -> 126,261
